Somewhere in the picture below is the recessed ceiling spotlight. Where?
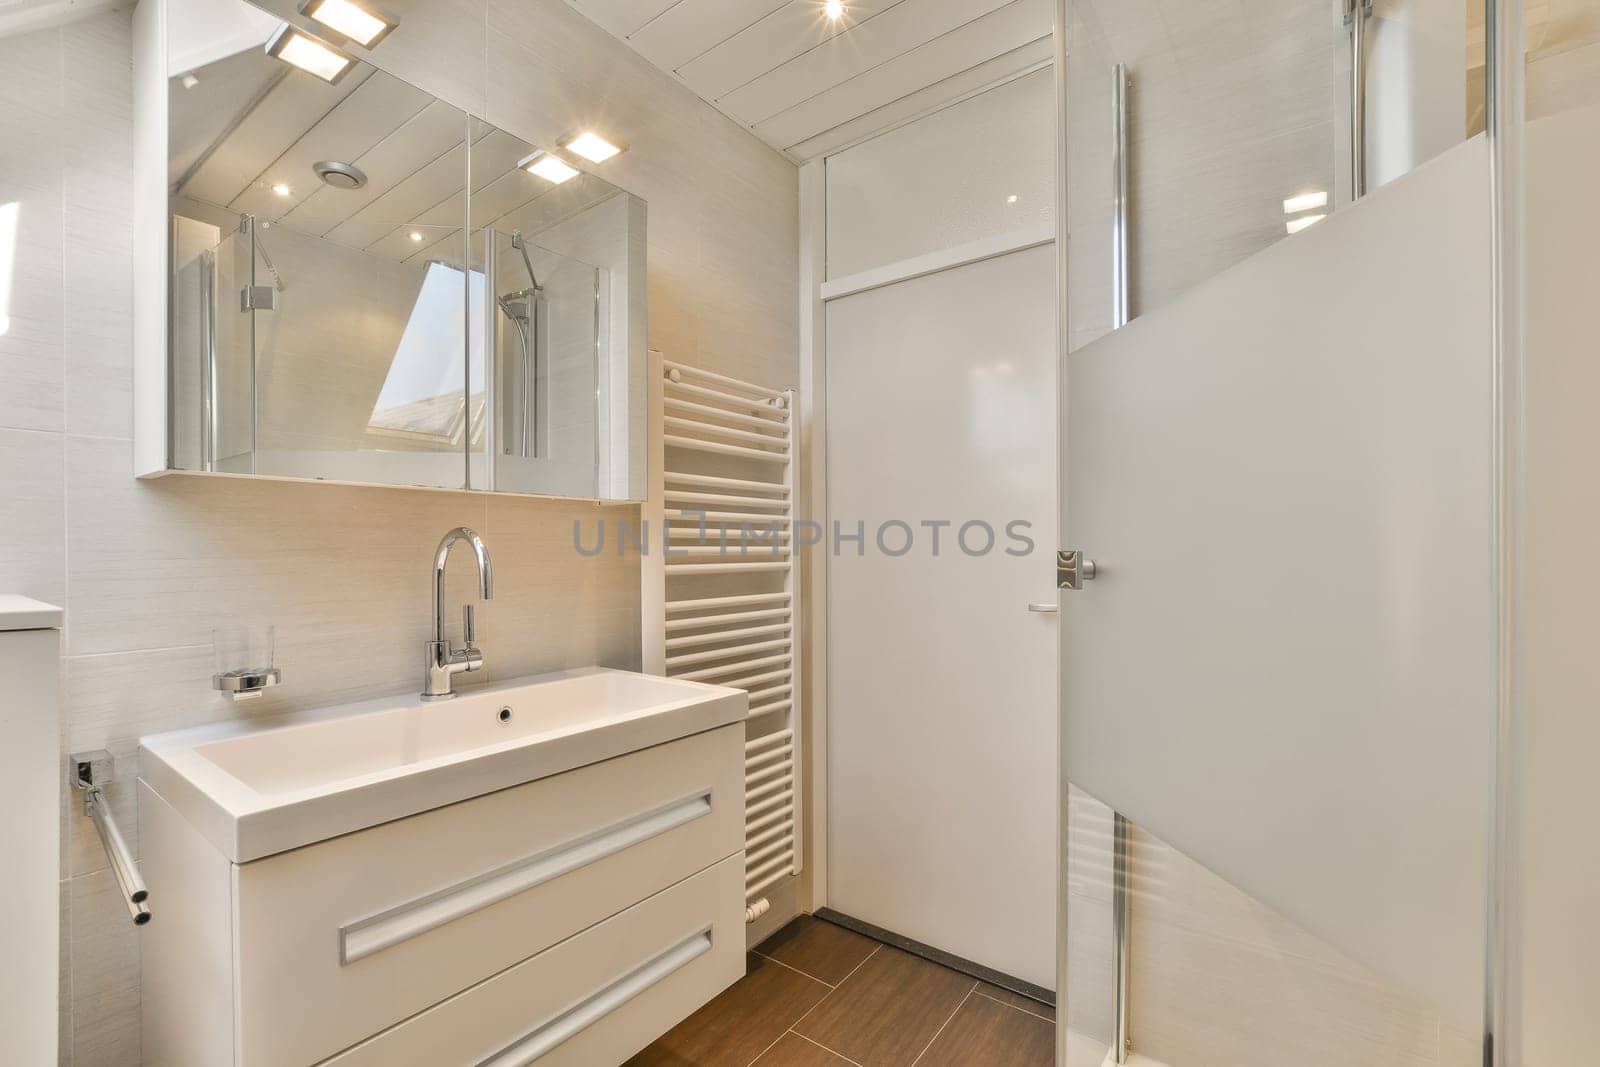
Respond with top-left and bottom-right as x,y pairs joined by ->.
1285,213 -> 1325,235
265,23 -> 356,84
299,0 -> 397,48
271,183 -> 291,197
824,0 -> 844,21
408,231 -> 424,242
561,131 -> 623,164
1006,194 -> 1019,204
180,73 -> 200,90
519,151 -> 580,185
1282,190 -> 1328,214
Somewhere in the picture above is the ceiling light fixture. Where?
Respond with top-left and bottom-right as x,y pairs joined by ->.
824,0 -> 844,21
408,231 -> 424,242
299,0 -> 398,49
1282,190 -> 1328,214
313,160 -> 368,189
265,23 -> 356,84
561,131 -> 623,164
1285,213 -> 1326,235
272,183 -> 291,197
519,151 -> 580,185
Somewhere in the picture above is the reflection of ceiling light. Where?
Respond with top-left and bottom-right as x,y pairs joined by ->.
265,23 -> 355,83
519,151 -> 579,185
1285,213 -> 1325,235
408,231 -> 424,242
561,131 -> 623,164
1282,190 -> 1328,214
824,0 -> 844,20
1006,194 -> 1018,204
300,0 -> 397,48
181,73 -> 200,89
271,183 -> 291,197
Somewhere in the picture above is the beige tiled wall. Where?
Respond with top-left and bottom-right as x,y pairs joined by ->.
0,3 -> 797,1062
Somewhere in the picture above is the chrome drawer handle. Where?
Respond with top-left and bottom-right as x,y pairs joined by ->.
477,927 -> 714,1066
340,789 -> 713,964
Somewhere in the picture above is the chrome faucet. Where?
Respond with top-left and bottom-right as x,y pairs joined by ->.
422,527 -> 494,701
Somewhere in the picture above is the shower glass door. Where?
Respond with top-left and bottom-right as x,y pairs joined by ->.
1056,1 -> 1497,1064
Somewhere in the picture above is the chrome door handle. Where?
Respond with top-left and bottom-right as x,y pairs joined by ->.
1027,603 -> 1059,614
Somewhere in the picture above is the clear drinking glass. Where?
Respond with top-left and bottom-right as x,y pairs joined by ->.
211,624 -> 278,700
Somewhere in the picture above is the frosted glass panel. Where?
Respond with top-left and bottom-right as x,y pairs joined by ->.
824,70 -> 1055,280
1063,136 -> 1493,1032
1519,97 -> 1600,1067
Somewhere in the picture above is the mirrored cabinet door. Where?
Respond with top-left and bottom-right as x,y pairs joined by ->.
165,0 -> 473,489
138,0 -> 647,500
469,117 -> 643,500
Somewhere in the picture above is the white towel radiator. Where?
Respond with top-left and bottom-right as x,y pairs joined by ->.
643,355 -> 801,923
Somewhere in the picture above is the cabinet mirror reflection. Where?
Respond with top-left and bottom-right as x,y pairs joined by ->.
160,0 -> 645,499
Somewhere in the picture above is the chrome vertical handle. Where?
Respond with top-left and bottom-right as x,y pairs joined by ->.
1111,63 -> 1130,329
1346,0 -> 1372,199
463,603 -> 477,646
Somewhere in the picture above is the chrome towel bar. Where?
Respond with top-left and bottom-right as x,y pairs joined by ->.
73,751 -> 150,926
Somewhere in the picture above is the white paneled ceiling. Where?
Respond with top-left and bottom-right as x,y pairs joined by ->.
0,0 -> 117,39
565,0 -> 1054,161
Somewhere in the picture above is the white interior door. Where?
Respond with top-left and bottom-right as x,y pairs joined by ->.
826,243 -> 1057,989
1060,138 -> 1495,1028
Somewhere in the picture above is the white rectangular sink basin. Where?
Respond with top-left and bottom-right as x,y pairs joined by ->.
140,668 -> 746,862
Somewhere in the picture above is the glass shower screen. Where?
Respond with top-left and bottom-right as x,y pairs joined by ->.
1055,2 -> 1497,1064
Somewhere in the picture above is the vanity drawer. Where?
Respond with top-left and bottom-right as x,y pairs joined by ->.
321,852 -> 745,1067
234,724 -> 742,1067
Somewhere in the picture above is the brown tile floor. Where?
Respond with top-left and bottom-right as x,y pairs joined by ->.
628,915 -> 1055,1066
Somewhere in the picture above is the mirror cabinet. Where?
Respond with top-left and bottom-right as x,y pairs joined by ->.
134,0 -> 646,500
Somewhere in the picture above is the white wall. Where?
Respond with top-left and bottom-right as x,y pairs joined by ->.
0,2 -> 797,1061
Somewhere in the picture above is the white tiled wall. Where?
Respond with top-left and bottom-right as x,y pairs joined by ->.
0,2 -> 798,1062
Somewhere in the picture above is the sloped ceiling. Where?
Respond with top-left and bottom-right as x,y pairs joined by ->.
564,0 -> 1054,161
